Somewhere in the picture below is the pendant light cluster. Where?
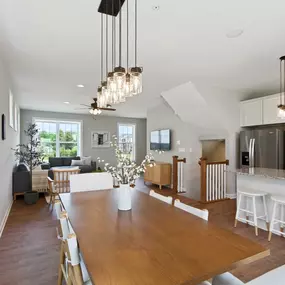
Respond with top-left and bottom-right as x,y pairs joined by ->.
97,0 -> 143,109
278,56 -> 285,119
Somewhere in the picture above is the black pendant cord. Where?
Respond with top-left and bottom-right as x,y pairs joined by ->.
101,13 -> 104,83
106,2 -> 108,77
135,0 -> 138,67
281,59 -> 282,106
281,58 -> 285,105
112,0 -> 115,70
126,0 -> 129,70
119,0 -> 122,67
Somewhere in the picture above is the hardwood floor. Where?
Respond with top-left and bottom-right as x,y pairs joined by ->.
0,197 -> 59,285
0,186 -> 284,284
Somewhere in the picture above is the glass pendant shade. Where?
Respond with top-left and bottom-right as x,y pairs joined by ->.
118,89 -> 126,103
107,72 -> 117,93
278,106 -> 285,119
124,73 -> 133,97
101,81 -> 111,105
130,67 -> 142,95
97,86 -> 104,108
278,56 -> 285,119
114,66 -> 126,90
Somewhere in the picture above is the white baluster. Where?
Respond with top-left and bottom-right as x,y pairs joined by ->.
178,162 -> 180,193
214,164 -> 217,200
221,164 -> 224,199
181,162 -> 184,193
209,165 -> 212,201
217,165 -> 220,200
223,164 -> 227,199
206,165 -> 209,202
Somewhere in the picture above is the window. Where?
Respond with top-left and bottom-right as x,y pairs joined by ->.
118,123 -> 136,161
34,119 -> 82,161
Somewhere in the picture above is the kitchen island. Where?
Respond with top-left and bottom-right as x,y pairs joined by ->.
229,167 -> 285,234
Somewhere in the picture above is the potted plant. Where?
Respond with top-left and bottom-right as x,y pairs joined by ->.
98,135 -> 155,211
13,123 -> 43,204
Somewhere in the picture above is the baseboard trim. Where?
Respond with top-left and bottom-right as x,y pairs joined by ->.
226,193 -> 237,199
0,200 -> 13,238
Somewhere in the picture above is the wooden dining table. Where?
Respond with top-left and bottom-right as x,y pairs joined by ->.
59,189 -> 269,285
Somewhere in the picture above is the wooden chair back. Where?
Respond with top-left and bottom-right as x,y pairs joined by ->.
70,172 -> 113,193
174,199 -> 209,221
64,233 -> 91,285
149,190 -> 173,205
53,168 -> 80,193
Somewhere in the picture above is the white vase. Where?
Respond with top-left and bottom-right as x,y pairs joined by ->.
118,184 -> 132,211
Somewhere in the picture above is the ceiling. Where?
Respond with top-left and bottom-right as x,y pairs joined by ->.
1,0 -> 285,118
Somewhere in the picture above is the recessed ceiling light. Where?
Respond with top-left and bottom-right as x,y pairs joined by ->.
226,29 -> 244,38
64,101 -> 70,104
152,5 -> 160,11
77,84 -> 84,88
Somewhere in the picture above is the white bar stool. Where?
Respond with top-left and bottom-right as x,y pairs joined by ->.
268,195 -> 285,241
234,188 -> 269,236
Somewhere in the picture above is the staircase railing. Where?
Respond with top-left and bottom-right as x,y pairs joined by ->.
173,156 -> 186,193
199,157 -> 229,203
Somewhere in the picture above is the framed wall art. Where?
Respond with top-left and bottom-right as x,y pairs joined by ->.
91,131 -> 110,148
9,90 -> 14,129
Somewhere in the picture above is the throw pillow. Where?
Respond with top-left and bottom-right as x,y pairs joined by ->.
71,159 -> 84,166
82,156 -> 92,166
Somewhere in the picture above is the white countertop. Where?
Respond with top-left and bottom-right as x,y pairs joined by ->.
228,167 -> 285,180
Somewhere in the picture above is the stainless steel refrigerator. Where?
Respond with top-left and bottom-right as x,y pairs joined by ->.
240,128 -> 285,169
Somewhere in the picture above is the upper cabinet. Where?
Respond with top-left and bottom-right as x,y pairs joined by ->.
240,98 -> 263,127
240,93 -> 285,127
263,94 -> 284,125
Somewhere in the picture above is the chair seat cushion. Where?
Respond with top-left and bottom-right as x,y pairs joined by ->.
247,265 -> 285,285
212,272 -> 245,285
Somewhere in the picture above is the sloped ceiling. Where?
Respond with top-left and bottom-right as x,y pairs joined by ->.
161,81 -> 241,133
1,0 -> 285,117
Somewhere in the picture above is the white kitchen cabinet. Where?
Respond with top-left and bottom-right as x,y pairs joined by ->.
263,94 -> 284,125
240,99 -> 263,127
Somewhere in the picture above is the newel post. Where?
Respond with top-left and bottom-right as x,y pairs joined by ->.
172,156 -> 178,193
199,157 -> 207,203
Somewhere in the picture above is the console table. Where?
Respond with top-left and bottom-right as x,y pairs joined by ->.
144,162 -> 171,189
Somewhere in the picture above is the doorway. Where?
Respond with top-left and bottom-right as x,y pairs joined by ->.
201,139 -> 226,162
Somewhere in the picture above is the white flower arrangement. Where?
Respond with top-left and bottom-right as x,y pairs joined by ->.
98,135 -> 155,185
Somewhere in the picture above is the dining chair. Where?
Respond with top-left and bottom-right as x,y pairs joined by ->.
174,199 -> 209,221
149,190 -> 173,205
53,168 -> 81,193
47,168 -> 80,209
57,212 -> 70,285
70,172 -> 113,193
66,233 -> 92,285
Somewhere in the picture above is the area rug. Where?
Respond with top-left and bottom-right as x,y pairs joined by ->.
247,265 -> 285,285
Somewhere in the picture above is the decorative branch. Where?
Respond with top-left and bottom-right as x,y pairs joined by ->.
98,135 -> 155,185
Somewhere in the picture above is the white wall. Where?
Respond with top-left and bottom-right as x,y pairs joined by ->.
0,59 -> 20,236
147,82 -> 241,200
147,100 -> 202,200
20,110 -> 147,168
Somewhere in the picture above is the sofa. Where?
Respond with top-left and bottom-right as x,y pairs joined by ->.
41,156 -> 96,179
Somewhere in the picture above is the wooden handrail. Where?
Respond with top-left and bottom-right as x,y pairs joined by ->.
206,160 -> 229,165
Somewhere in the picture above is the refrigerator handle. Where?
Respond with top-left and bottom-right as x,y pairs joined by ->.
251,138 -> 256,168
249,139 -> 253,167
